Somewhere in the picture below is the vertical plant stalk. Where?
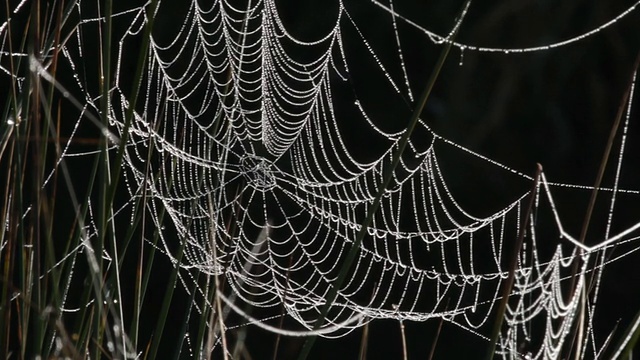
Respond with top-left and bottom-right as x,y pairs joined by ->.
106,0 -> 159,349
36,3 -> 69,353
25,21 -> 99,353
94,0 -> 114,355
601,52 -> 640,360
357,322 -> 370,360
399,319 -> 408,360
611,306 -> 640,360
13,29 -> 119,356
0,147 -> 16,358
92,0 -> 160,356
484,163 -> 542,360
205,193 -> 229,360
1,0 -> 21,355
146,212 -> 188,360
297,2 -> 471,359
427,311 -> 446,360
272,254 -> 293,360
28,0 -> 48,355
128,110 -> 162,350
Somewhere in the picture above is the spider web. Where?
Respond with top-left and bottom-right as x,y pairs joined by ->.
3,0 -> 640,358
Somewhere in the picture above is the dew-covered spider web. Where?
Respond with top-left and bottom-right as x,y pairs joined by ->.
3,0 -> 640,358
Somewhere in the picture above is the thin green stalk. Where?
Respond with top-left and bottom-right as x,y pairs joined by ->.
33,75 -> 67,357
104,0 -> 159,212
146,219 -> 188,360
172,270 -> 202,360
427,311 -> 445,360
357,322 -> 369,360
31,9 -> 69,351
40,0 -> 77,63
15,101 -> 31,359
137,157 -> 181,358
127,141 -> 161,349
104,0 -> 159,346
0,156 -> 16,359
296,3 -> 470,358
43,115 -> 106,358
16,81 -> 33,360
138,196 -> 166,305
94,0 -> 114,355
61,139 -> 102,354
91,0 -> 160,356
1,2 -> 118,357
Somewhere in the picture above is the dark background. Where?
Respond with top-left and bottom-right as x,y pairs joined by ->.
4,0 -> 639,358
